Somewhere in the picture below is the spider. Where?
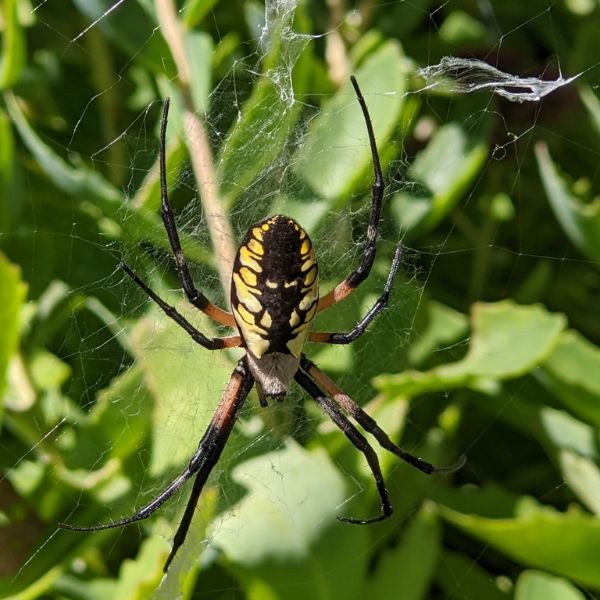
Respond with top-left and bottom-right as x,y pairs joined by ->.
60,77 -> 465,572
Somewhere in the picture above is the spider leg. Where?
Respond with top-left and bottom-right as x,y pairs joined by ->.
309,243 -> 402,345
318,76 -> 385,313
300,356 -> 466,474
157,98 -> 235,327
120,262 -> 241,350
163,359 -> 254,571
60,359 -> 254,571
295,369 -> 393,524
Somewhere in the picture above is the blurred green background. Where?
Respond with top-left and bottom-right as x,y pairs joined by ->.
2,0 -> 600,598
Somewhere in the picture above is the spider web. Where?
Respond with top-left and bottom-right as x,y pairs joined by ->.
2,0 -> 600,598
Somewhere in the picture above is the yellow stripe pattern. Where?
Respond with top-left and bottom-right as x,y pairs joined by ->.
231,215 -> 319,358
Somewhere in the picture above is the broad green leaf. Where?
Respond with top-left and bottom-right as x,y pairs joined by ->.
558,450 -> 600,516
579,86 -> 600,137
439,500 -> 600,589
112,536 -> 168,600
211,440 -> 347,564
157,489 -> 218,600
182,0 -> 221,29
535,142 -> 600,261
439,11 -> 488,46
368,506 -> 440,600
539,329 -> 600,427
184,31 -> 213,114
130,305 -> 235,476
475,391 -> 600,515
295,41 -> 405,202
391,122 -> 488,235
0,0 -> 26,89
0,252 -> 27,420
210,440 -> 369,600
0,108 -> 17,232
376,301 -> 566,397
5,92 -> 121,209
436,550 -> 511,600
515,570 -> 586,600
409,300 -> 469,366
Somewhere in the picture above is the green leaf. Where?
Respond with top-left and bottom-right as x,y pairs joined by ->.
535,142 -> 600,261
539,329 -> 600,427
376,301 -> 566,397
157,489 -> 218,599
210,440 -> 370,599
0,0 -> 26,89
113,536 -> 169,600
130,305 -> 234,477
391,122 -> 488,235
184,31 -> 213,114
211,440 -> 347,564
5,92 -> 121,209
436,550 -> 511,600
439,11 -> 488,46
0,252 -> 27,422
0,108 -> 17,232
368,505 -> 440,600
439,499 -> 600,589
557,450 -> 600,516
295,41 -> 406,202
408,300 -> 469,366
579,86 -> 600,137
515,570 -> 587,600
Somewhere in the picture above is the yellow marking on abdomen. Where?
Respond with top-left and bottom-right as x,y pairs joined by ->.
235,302 -> 256,325
300,239 -> 311,255
301,257 -> 314,272
233,273 -> 262,313
239,246 -> 263,272
247,238 -> 264,256
303,266 -> 317,286
239,266 -> 257,286
260,311 -> 272,328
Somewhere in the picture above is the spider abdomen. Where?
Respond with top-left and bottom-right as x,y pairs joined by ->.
231,215 -> 319,360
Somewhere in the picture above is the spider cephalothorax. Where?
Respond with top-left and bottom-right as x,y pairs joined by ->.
60,77 -> 465,573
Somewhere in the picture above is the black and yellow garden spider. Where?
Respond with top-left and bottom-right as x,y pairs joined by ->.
60,77 -> 465,572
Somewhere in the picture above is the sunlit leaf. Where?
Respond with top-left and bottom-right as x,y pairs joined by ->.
439,498 -> 600,589
535,142 -> 600,261
515,570 -> 586,600
295,41 -> 406,202
376,301 -> 566,397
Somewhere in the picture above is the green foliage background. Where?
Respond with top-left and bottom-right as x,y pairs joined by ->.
2,0 -> 600,598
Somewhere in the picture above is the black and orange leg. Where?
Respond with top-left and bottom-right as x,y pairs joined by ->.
120,262 -> 241,351
295,369 -> 393,524
318,76 -> 385,314
60,358 -> 254,574
309,243 -> 402,345
158,98 -> 235,327
300,356 -> 466,474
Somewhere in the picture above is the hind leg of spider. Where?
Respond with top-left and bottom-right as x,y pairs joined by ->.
300,357 -> 466,474
156,98 -> 235,327
295,370 -> 393,524
60,359 -> 254,574
310,243 -> 403,345
119,262 -> 241,350
318,76 -> 385,314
